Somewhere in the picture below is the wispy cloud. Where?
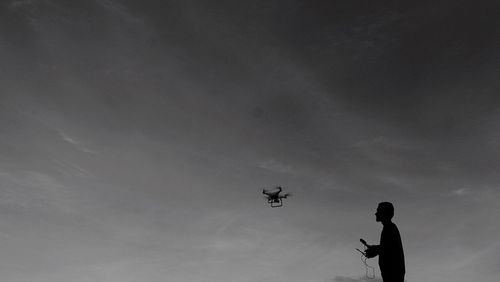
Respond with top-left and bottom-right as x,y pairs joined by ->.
58,130 -> 97,154
0,170 -> 76,213
451,188 -> 471,196
96,0 -> 142,24
258,159 -> 296,174
51,158 -> 94,178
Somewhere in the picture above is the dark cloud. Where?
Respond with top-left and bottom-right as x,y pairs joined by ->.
1,1 -> 499,281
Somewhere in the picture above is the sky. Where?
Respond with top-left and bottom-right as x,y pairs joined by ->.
1,0 -> 500,281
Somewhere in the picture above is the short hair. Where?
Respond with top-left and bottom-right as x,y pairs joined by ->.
378,202 -> 394,219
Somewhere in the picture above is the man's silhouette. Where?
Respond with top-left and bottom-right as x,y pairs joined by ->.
365,202 -> 405,282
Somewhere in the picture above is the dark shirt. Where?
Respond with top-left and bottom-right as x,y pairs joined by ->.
378,222 -> 405,276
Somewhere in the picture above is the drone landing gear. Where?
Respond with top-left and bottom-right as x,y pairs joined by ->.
270,199 -> 283,208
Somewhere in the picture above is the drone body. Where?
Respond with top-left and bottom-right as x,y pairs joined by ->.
262,186 -> 291,208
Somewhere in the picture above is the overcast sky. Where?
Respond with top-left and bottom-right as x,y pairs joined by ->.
1,1 -> 500,281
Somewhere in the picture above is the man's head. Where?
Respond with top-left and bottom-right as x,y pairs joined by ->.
375,202 -> 394,223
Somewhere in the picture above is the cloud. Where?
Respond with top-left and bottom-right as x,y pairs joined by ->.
258,159 -> 296,174
58,130 -> 97,154
451,188 -> 471,196
51,158 -> 94,178
96,0 -> 143,24
0,170 -> 76,213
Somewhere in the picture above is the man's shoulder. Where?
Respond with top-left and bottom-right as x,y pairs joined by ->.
383,222 -> 400,233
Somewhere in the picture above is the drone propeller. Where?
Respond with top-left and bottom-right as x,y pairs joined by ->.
263,186 -> 281,192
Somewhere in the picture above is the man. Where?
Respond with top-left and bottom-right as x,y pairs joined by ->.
365,202 -> 405,282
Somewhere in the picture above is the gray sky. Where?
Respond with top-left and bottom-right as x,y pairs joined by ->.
1,1 -> 500,281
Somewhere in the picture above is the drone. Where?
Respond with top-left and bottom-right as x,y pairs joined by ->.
262,186 -> 291,208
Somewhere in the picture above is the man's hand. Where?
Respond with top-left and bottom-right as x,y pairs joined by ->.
364,246 -> 378,258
